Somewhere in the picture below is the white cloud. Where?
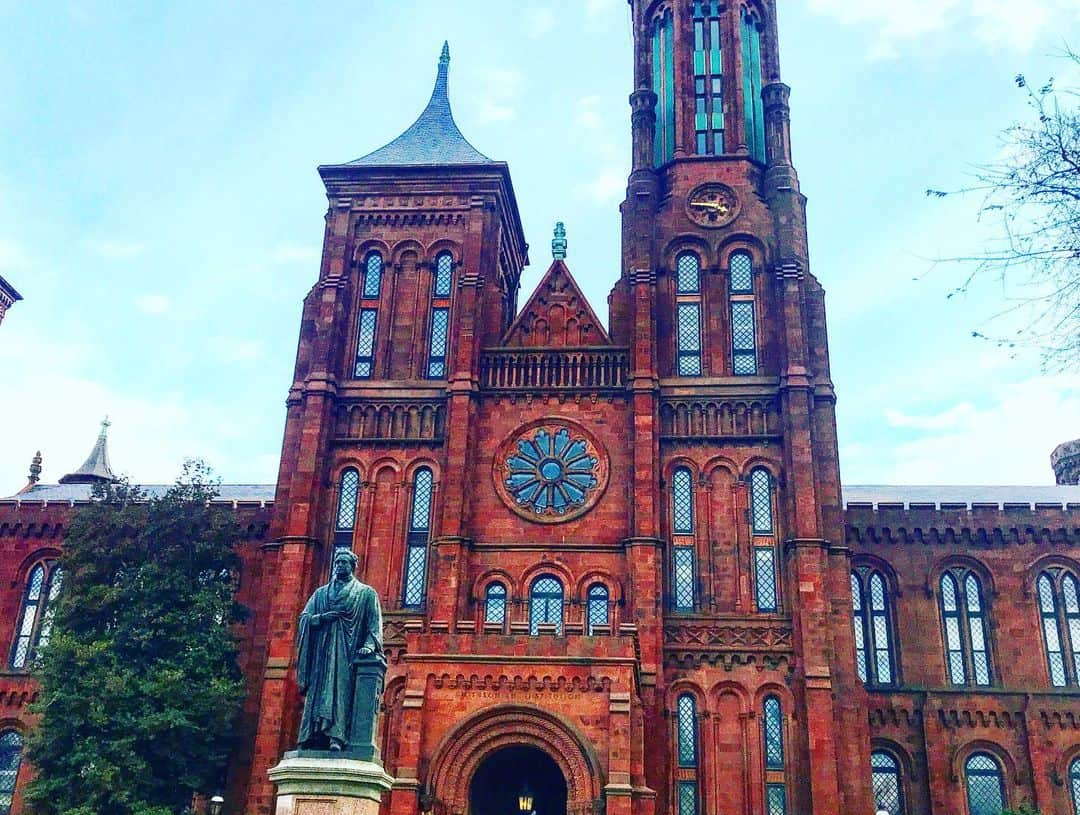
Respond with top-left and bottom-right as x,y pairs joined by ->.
576,168 -> 625,205
269,243 -> 320,265
524,7 -> 557,37
86,239 -> 144,260
884,401 -> 976,431
134,293 -> 171,315
805,0 -> 1080,59
576,96 -> 605,131
586,0 -> 619,19
207,336 -> 264,364
473,68 -> 524,124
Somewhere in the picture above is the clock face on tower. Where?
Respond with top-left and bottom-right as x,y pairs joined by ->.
686,183 -> 740,228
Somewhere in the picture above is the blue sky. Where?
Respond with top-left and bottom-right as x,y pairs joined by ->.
1,0 -> 1078,492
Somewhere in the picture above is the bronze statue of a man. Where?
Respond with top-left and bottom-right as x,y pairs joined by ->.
295,549 -> 384,753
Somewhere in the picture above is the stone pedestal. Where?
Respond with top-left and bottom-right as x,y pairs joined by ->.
269,754 -> 394,815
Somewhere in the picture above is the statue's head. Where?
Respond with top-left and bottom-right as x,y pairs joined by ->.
332,549 -> 358,579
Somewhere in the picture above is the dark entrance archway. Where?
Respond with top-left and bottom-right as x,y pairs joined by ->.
469,745 -> 568,815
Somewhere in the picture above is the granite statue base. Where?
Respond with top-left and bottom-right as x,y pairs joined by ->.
269,753 -> 394,815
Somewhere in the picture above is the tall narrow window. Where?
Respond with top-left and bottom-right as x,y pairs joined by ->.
672,467 -> 696,612
355,252 -> 383,379
530,576 -> 564,635
964,753 -> 1005,815
10,560 -> 62,670
851,569 -> 897,686
333,468 -> 360,552
871,751 -> 905,815
587,584 -> 609,634
692,0 -> 724,154
940,568 -> 993,687
652,8 -> 676,166
741,9 -> 765,162
1036,568 -> 1080,687
675,253 -> 703,377
484,582 -> 507,627
1070,757 -> 1080,815
763,696 -> 787,815
427,252 -> 453,379
729,251 -> 758,375
676,695 -> 699,815
0,731 -> 21,815
750,468 -> 778,613
402,468 -> 433,608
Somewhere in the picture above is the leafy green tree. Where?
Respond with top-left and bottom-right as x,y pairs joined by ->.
25,461 -> 247,815
1002,806 -> 1042,815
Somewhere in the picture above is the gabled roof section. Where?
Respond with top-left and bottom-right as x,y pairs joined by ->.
502,258 -> 612,348
59,418 -> 117,485
345,42 -> 494,168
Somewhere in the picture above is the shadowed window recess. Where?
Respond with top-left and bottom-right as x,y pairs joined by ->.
675,252 -> 704,377
653,7 -> 675,166
484,582 -> 506,627
940,569 -> 993,687
355,252 -> 383,379
852,569 -> 898,686
675,694 -> 699,815
750,468 -> 778,613
586,584 -> 609,634
333,468 -> 360,552
0,731 -> 21,815
763,695 -> 787,815
402,468 -> 433,608
692,0 -> 724,154
671,466 -> 696,611
741,8 -> 765,162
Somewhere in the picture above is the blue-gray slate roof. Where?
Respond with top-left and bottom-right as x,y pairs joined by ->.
3,483 -> 276,505
345,42 -> 494,168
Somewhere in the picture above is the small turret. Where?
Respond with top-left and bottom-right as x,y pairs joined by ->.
551,222 -> 567,261
1052,439 -> 1080,486
59,417 -> 118,485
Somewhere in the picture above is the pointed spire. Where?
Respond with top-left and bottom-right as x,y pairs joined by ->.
345,42 -> 494,167
59,416 -> 118,485
552,222 -> 568,260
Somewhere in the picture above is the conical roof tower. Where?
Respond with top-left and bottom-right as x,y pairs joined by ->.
59,417 -> 117,485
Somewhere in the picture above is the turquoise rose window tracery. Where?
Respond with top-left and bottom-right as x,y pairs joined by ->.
504,427 -> 599,516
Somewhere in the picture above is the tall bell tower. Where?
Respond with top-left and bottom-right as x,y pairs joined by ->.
610,2 -> 876,813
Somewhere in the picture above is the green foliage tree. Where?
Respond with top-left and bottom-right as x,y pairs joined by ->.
1002,806 -> 1042,815
24,461 -> 247,815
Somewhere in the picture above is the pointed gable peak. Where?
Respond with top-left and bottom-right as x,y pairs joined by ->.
59,417 -> 118,485
502,240 -> 611,349
346,41 -> 495,168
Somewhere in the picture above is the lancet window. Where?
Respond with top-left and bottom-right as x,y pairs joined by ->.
762,696 -> 787,814
964,753 -> 1005,815
0,731 -> 22,815
402,468 -> 433,608
940,568 -> 993,686
851,569 -> 897,686
333,468 -> 360,552
587,584 -> 610,634
729,252 -> 758,375
671,466 -> 696,611
355,252 -> 383,379
741,8 -> 765,162
871,751 -> 905,815
10,559 -> 62,670
529,576 -> 564,635
484,582 -> 507,628
1036,567 -> 1080,687
1070,757 -> 1080,815
675,694 -> 699,815
675,253 -> 703,377
692,0 -> 724,154
750,468 -> 778,613
426,251 -> 453,379
653,7 -> 676,166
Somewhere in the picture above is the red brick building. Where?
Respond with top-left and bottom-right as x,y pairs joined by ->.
2,2 -> 1080,815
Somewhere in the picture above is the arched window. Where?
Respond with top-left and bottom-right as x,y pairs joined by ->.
402,468 -> 433,608
671,466 -> 696,612
1070,757 -> 1080,815
426,251 -> 454,379
729,251 -> 758,376
871,751 -> 905,815
692,0 -> 724,155
333,468 -> 360,552
941,569 -> 993,687
652,8 -> 676,166
964,752 -> 1005,815
675,253 -> 703,377
750,469 -> 778,613
0,731 -> 21,815
10,560 -> 62,670
762,695 -> 787,814
484,582 -> 507,627
851,569 -> 897,686
586,584 -> 609,634
355,252 -> 383,379
1036,568 -> 1080,687
740,8 -> 765,162
676,694 -> 699,815
530,576 -> 564,635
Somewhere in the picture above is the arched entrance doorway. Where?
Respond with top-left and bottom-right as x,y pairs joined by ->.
469,746 -> 567,815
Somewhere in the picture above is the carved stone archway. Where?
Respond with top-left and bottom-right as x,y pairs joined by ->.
427,704 -> 604,815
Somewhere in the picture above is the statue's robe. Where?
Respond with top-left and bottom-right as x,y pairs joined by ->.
296,576 -> 383,748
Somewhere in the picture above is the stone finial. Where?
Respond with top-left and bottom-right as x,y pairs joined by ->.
552,222 -> 567,260
440,40 -> 450,67
1051,439 -> 1080,485
28,451 -> 42,485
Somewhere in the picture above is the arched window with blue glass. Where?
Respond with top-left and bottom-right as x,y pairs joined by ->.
484,582 -> 507,629
530,576 -> 564,635
333,468 -> 360,552
940,568 -> 993,687
586,583 -> 609,634
675,693 -> 699,815
1070,757 -> 1080,815
871,750 -> 905,815
750,468 -> 778,613
675,253 -> 703,377
762,695 -> 787,815
0,731 -> 22,815
426,251 -> 454,379
355,251 -> 383,379
1036,567 -> 1080,687
671,467 -> 696,612
851,569 -> 897,686
652,7 -> 675,166
964,752 -> 1006,815
740,8 -> 765,162
402,468 -> 434,608
10,559 -> 62,671
692,0 -> 724,154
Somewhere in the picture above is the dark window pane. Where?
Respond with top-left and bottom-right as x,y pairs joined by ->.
672,468 -> 694,534
763,696 -> 784,768
678,781 -> 697,815
530,577 -> 564,635
730,252 -> 753,293
871,751 -> 904,815
677,695 -> 697,766
676,253 -> 701,294
964,753 -> 1005,815
755,547 -> 777,612
765,784 -> 787,815
362,253 -> 383,299
485,583 -> 506,625
673,547 -> 696,611
336,469 -> 359,531
434,252 -> 454,297
587,584 -> 609,632
0,731 -> 21,815
750,468 -> 773,533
